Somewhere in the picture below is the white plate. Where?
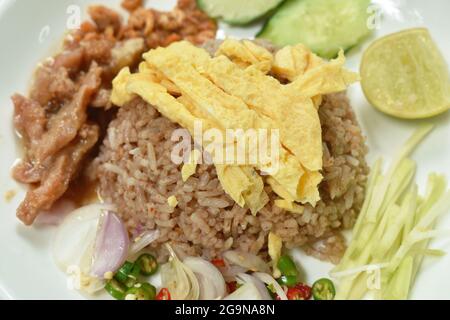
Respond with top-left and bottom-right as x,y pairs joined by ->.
0,0 -> 449,300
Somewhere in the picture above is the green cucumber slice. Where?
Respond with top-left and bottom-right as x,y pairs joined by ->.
257,0 -> 372,59
197,0 -> 284,25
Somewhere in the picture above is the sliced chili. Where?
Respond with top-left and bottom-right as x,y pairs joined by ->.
105,279 -> 126,300
156,288 -> 171,300
278,275 -> 298,287
312,278 -> 336,300
211,258 -> 226,268
136,253 -> 158,276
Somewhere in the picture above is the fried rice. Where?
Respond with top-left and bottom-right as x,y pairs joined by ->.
95,80 -> 369,264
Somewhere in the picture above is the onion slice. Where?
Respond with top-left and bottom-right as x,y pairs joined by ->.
223,250 -> 270,273
161,244 -> 200,300
129,229 -> 160,256
223,282 -> 266,300
220,265 -> 247,282
184,257 -> 227,300
236,273 -> 272,300
53,203 -> 115,272
91,211 -> 130,277
52,203 -> 116,294
254,272 -> 288,300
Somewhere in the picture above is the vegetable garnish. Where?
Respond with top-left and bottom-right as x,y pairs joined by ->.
91,211 -> 130,278
333,125 -> 450,300
125,283 -> 156,300
287,284 -> 312,301
197,0 -> 284,25
312,278 -> 336,300
361,28 -> 450,119
226,281 -> 238,294
53,203 -> 125,294
123,263 -> 141,288
105,279 -> 127,300
129,230 -> 160,256
230,273 -> 273,300
223,250 -> 270,273
156,288 -> 171,301
294,283 -> 312,300
254,272 -> 288,300
258,0 -> 372,59
115,261 -> 135,283
160,244 -> 200,300
136,253 -> 159,276
184,257 -> 227,300
278,275 -> 297,288
211,259 -> 226,268
277,255 -> 299,286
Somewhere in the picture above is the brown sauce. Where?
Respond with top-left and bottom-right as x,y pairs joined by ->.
63,176 -> 101,207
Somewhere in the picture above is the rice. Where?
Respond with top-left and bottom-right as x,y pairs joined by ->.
95,90 -> 369,264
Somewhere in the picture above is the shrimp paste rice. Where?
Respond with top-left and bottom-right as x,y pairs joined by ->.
95,40 -> 369,264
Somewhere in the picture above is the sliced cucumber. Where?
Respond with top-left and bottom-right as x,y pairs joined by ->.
197,0 -> 284,25
257,0 -> 372,59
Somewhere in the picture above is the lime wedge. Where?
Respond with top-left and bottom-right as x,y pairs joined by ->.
361,28 -> 450,119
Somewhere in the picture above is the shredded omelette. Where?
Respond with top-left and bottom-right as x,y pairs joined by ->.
111,40 -> 359,215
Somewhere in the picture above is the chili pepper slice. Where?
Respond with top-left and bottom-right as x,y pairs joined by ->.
287,287 -> 304,300
123,263 -> 141,288
136,253 -> 159,276
277,255 -> 299,278
105,279 -> 127,300
312,278 -> 336,300
278,275 -> 298,287
156,288 -> 171,300
141,283 -> 157,300
226,281 -> 238,294
294,283 -> 312,300
115,261 -> 134,283
124,283 -> 157,300
211,258 -> 226,268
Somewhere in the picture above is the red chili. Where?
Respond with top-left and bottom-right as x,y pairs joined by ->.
211,258 -> 226,268
295,283 -> 312,300
156,288 -> 171,300
287,284 -> 312,300
226,281 -> 238,294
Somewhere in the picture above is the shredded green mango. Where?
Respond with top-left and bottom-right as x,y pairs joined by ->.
333,125 -> 450,300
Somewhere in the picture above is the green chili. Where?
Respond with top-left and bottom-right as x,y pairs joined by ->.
141,283 -> 157,300
115,261 -> 135,283
125,283 -> 156,300
312,278 -> 336,300
277,255 -> 299,286
123,263 -> 141,288
105,279 -> 127,300
278,275 -> 298,287
136,253 -> 159,276
114,261 -> 141,288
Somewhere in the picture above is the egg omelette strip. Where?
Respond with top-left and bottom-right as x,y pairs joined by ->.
214,39 -> 274,74
111,68 -> 269,215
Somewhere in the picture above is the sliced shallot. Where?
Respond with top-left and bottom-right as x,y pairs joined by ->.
223,250 -> 270,273
236,273 -> 272,300
184,257 -> 227,300
254,272 -> 288,300
129,229 -> 160,256
91,211 -> 130,277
